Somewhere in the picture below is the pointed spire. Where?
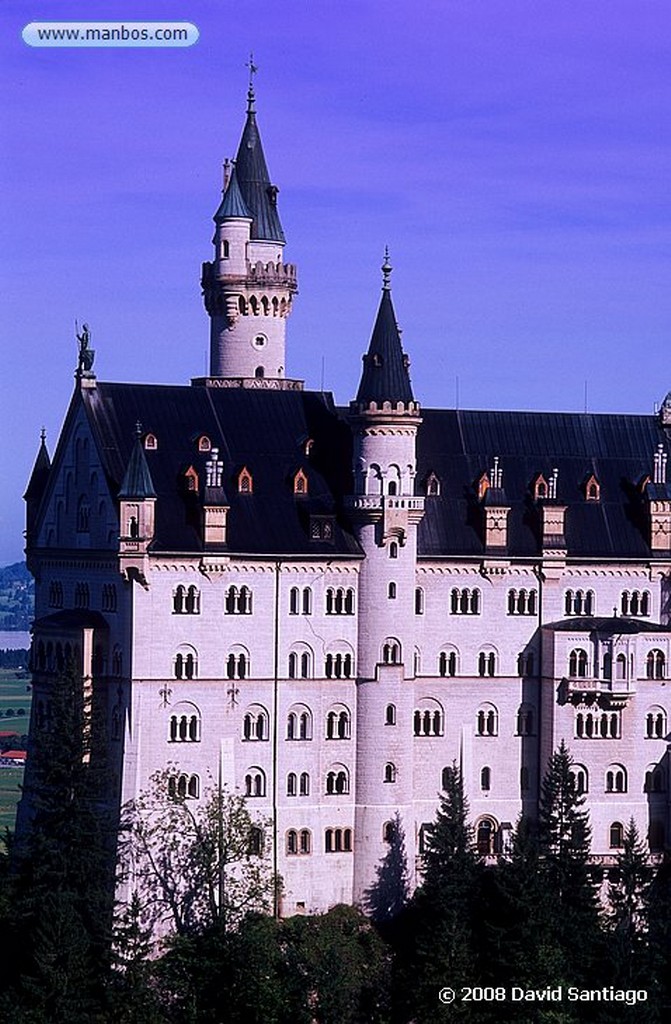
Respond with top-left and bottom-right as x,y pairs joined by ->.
233,68 -> 285,243
214,162 -> 253,222
24,428 -> 51,501
118,430 -> 156,499
355,255 -> 414,407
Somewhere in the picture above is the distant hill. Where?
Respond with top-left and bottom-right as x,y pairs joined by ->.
0,562 -> 34,630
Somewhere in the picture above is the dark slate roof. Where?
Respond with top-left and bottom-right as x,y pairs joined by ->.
214,164 -> 252,222
118,436 -> 157,499
416,408 -> 671,559
355,288 -> 414,406
24,433 -> 51,501
234,101 -> 285,243
81,383 -> 358,556
545,616 -> 671,634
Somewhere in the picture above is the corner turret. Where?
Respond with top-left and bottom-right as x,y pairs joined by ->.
118,427 -> 157,581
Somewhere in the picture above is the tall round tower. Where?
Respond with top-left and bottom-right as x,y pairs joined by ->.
201,81 -> 298,384
347,254 -> 424,905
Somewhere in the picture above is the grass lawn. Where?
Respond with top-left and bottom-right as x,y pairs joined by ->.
0,668 -> 32,728
0,670 -> 30,831
0,767 -> 23,832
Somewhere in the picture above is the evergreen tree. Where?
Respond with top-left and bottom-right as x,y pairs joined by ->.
607,818 -> 653,990
535,740 -> 606,1010
364,812 -> 410,923
401,763 -> 486,1023
1,661 -> 114,1022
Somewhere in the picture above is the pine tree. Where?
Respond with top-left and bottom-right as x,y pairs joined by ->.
402,763 -> 486,1024
4,661 -> 114,1021
607,818 -> 653,990
536,740 -> 604,991
364,812 -> 410,923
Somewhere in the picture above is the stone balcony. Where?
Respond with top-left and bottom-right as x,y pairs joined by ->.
560,674 -> 636,706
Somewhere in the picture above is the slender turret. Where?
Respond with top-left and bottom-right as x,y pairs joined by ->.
200,75 -> 298,385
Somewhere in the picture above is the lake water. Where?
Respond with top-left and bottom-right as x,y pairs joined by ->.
0,631 -> 31,650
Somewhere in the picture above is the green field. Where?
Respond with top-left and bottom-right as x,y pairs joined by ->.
0,669 -> 30,832
0,767 -> 22,832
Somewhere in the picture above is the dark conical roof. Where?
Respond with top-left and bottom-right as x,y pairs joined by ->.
356,279 -> 414,406
234,88 -> 285,243
24,430 -> 51,501
214,163 -> 252,222
118,435 -> 157,499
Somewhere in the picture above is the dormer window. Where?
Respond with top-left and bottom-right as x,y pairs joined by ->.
184,466 -> 199,492
144,433 -> 158,450
532,474 -> 548,501
238,467 -> 253,494
310,516 -> 335,542
584,474 -> 600,502
293,469 -> 308,496
198,435 -> 211,453
372,353 -> 383,368
477,472 -> 490,501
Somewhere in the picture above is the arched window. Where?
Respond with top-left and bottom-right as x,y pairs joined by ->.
326,707 -> 351,740
299,772 -> 310,796
382,638 -> 401,665
450,587 -> 480,615
174,647 -> 197,680
389,541 -> 398,560
248,827 -> 263,856
325,768 -> 349,795
226,646 -> 249,680
615,653 -> 627,680
478,650 -> 496,677
299,829 -> 311,854
388,582 -> 397,599
568,648 -> 588,678
476,818 -> 498,856
439,649 -> 458,677
325,827 -> 353,853
605,765 -> 627,793
647,649 -> 666,680
384,762 -> 396,784
169,703 -> 201,743
242,705 -> 269,742
480,766 -> 491,791
516,705 -> 534,736
286,829 -> 298,854
286,705 -> 312,741
645,707 -> 667,739
385,703 -> 396,726
610,822 -> 625,849
476,704 -> 498,737
413,699 -> 444,737
287,772 -> 297,797
415,587 -> 424,615
244,768 -> 266,798
77,496 -> 90,533
289,587 -> 299,614
644,765 -> 666,793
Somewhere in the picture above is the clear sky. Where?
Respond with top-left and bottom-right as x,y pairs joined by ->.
1,0 -> 670,565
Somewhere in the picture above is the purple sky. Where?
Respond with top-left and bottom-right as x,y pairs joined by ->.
1,0 -> 670,564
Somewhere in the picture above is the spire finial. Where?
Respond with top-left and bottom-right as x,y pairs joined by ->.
135,420 -> 143,439
40,426 -> 46,444
245,53 -> 258,112
382,246 -> 392,290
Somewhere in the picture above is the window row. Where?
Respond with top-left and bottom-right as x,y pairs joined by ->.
286,828 -> 355,855
570,763 -> 669,795
567,647 -> 666,680
171,647 -> 355,681
243,706 -> 352,742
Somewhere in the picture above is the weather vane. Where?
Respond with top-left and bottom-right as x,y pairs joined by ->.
245,52 -> 258,87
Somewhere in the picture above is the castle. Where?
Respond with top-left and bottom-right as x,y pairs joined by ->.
20,80 -> 671,917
